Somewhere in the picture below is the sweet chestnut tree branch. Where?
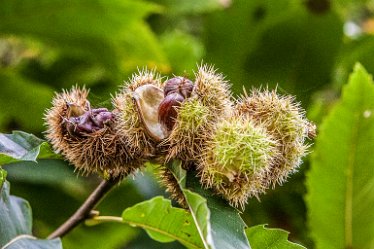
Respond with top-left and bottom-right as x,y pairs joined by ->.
47,178 -> 120,239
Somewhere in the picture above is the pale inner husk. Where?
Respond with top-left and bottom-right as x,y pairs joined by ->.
133,84 -> 167,141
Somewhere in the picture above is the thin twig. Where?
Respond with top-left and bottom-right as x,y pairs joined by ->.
47,178 -> 120,239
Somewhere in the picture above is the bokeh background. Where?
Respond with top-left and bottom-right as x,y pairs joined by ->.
1,0 -> 373,248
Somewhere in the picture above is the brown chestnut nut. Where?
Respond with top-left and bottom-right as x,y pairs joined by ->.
158,92 -> 184,133
164,77 -> 194,99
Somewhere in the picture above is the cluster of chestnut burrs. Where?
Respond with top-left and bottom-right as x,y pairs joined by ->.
45,64 -> 315,208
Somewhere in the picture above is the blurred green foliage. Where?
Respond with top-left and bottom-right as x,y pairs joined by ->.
2,0 -> 374,248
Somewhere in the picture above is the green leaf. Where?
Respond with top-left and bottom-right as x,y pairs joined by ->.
3,236 -> 62,249
122,196 -> 204,249
145,230 -> 175,243
168,161 -> 251,249
246,225 -> 305,249
0,131 -> 58,166
0,181 -> 32,246
0,181 -> 62,248
4,160 -> 86,198
0,167 -> 6,189
306,64 -> 374,249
